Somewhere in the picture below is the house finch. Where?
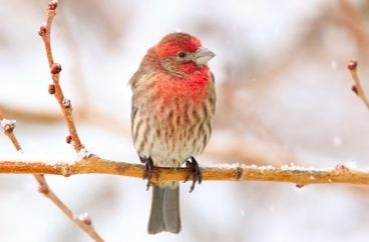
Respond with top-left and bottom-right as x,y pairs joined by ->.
129,32 -> 216,234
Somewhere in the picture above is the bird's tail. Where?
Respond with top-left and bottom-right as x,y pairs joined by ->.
148,183 -> 181,234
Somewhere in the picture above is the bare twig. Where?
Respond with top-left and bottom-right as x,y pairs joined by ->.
35,174 -> 104,242
38,0 -> 85,152
0,108 -> 104,241
0,111 -> 21,151
348,60 -> 369,110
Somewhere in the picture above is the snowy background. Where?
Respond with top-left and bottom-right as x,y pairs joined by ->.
1,0 -> 369,241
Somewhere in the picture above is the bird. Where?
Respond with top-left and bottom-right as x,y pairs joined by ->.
129,32 -> 216,234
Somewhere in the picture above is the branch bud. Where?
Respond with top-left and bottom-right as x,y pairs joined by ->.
348,60 -> 358,71
38,26 -> 47,37
0,119 -> 16,132
66,135 -> 72,144
62,99 -> 71,108
48,84 -> 56,94
50,63 -> 62,74
48,1 -> 58,10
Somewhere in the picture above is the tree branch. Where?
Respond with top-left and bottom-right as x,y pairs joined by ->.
0,156 -> 367,187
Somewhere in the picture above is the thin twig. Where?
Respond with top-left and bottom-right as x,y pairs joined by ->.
348,60 -> 369,110
0,107 -> 104,241
38,0 -> 85,152
34,175 -> 104,242
0,111 -> 21,151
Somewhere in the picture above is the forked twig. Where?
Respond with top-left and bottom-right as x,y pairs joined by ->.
36,1 -> 104,241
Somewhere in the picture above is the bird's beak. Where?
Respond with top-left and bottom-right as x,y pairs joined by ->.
194,47 -> 215,66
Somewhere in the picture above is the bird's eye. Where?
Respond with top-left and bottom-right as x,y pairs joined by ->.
177,52 -> 186,58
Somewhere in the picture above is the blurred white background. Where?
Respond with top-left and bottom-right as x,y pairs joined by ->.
1,0 -> 369,241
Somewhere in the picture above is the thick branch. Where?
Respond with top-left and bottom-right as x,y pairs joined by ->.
0,156 -> 367,187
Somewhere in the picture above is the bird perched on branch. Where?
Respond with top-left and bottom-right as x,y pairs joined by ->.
129,32 -> 216,234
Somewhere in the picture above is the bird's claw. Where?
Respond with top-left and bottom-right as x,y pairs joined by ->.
184,157 -> 202,192
140,157 -> 154,190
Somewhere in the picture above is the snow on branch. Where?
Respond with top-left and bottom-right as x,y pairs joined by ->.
0,157 -> 368,187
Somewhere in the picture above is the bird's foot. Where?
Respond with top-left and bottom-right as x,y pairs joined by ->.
185,157 -> 202,192
140,156 -> 154,190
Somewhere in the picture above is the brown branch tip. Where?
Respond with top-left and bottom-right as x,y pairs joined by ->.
347,59 -> 357,71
